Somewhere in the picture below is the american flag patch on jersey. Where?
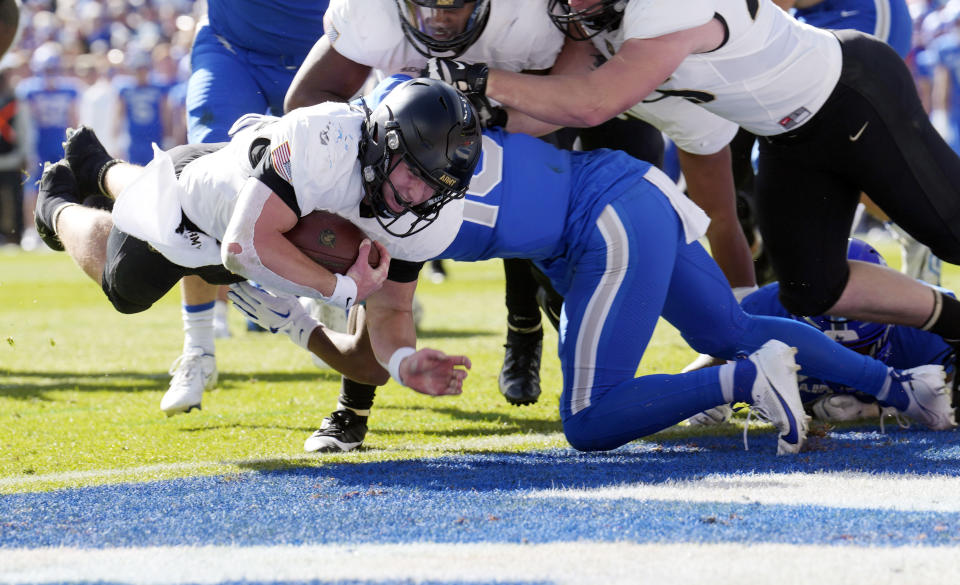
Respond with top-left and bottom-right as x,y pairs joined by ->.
271,141 -> 293,183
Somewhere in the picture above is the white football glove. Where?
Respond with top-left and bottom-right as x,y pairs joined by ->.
227,282 -> 319,349
686,403 -> 733,426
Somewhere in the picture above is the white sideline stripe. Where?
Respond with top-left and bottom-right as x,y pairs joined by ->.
571,205 -> 628,415
2,542 -> 959,585
0,434 -> 567,490
527,471 -> 960,512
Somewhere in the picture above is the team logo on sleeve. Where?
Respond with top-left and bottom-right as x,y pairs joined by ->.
326,25 -> 339,44
271,141 -> 293,183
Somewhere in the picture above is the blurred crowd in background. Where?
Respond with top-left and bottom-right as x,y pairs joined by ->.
1,0 -> 198,248
6,0 -> 960,249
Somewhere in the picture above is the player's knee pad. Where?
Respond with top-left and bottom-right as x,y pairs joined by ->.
101,282 -> 152,314
778,281 -> 844,318
100,264 -> 163,314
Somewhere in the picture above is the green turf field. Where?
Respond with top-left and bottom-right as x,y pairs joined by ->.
0,238 -> 952,493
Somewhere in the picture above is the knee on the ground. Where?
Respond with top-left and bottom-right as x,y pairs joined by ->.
562,419 -> 618,452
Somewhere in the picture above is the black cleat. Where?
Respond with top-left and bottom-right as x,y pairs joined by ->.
34,161 -> 81,252
62,126 -> 120,198
498,328 -> 543,406
303,409 -> 368,453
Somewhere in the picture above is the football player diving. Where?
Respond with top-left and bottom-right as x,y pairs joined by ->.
33,78 -> 482,403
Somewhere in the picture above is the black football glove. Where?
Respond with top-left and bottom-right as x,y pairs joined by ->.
465,92 -> 508,129
422,58 -> 489,94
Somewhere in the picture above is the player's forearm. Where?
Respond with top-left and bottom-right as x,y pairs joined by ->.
487,70 -> 619,128
221,181 -> 354,304
308,325 -> 389,386
678,147 -> 756,288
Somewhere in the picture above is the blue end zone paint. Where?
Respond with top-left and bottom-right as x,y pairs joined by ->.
2,427 -> 959,549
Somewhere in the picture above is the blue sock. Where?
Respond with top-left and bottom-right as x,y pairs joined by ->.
732,358 -> 757,404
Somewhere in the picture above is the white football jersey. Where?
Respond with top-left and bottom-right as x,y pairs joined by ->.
326,0 -> 564,75
594,0 -> 842,136
175,103 -> 459,263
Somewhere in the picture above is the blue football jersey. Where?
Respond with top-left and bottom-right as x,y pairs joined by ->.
207,0 -> 329,58
119,83 -> 167,165
794,0 -> 912,58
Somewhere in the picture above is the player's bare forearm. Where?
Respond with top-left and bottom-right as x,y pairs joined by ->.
678,147 -> 756,288
365,280 -> 419,367
487,28 -> 713,128
284,15 -> 372,112
308,324 -> 389,386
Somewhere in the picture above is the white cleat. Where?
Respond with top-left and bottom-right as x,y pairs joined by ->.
746,340 -> 809,455
811,394 -> 882,423
161,348 -> 217,416
686,403 -> 733,426
894,365 -> 957,430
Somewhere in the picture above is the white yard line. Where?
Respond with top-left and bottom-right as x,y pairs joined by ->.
527,471 -> 960,512
2,542 -> 958,585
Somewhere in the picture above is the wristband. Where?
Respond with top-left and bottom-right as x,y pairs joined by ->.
286,312 -> 321,351
387,346 -> 416,387
328,273 -> 358,313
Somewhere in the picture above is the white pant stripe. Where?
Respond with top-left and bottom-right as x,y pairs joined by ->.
570,205 -> 629,415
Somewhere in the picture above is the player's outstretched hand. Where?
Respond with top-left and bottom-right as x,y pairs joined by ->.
347,239 -> 390,302
227,281 -> 307,334
421,58 -> 489,95
400,348 -> 471,396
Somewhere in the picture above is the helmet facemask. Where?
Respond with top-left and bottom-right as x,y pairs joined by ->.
395,0 -> 491,58
548,0 -> 627,41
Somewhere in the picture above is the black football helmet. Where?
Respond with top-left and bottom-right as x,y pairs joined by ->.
359,78 -> 481,237
548,0 -> 627,41
395,0 -> 490,58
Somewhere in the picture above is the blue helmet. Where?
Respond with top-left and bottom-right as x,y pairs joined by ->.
796,239 -> 893,357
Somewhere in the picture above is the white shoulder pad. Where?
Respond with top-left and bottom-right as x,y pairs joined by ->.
623,0 -> 716,39
265,103 -> 366,214
325,0 -> 406,67
629,96 -> 737,155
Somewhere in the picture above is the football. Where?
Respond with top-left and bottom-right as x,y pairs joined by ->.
285,210 -> 381,274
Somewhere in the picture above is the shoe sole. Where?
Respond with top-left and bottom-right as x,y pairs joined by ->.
752,340 -> 809,455
304,439 -> 363,453
163,404 -> 201,417
503,394 -> 540,407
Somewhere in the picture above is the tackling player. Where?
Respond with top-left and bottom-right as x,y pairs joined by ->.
428,0 -> 960,412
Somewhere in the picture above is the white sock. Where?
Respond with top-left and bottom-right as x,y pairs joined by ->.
718,362 -> 738,403
182,301 -> 216,355
213,300 -> 229,324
